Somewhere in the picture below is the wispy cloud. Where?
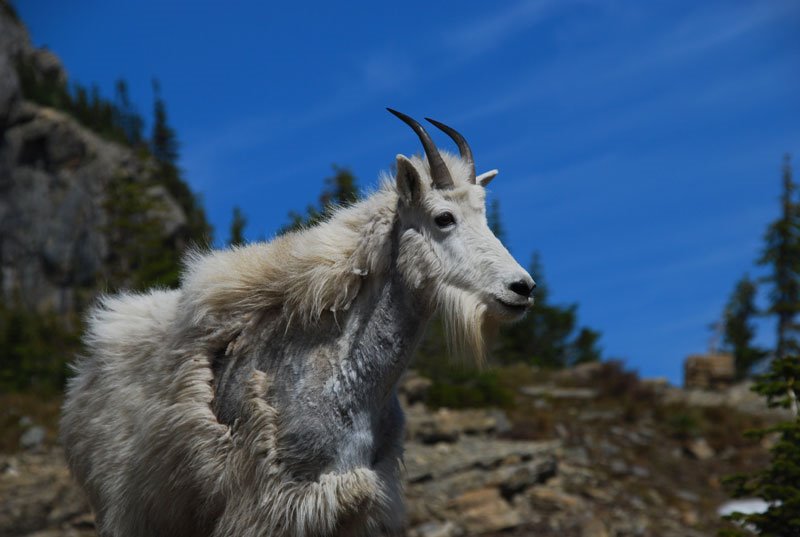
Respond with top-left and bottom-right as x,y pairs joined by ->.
659,1 -> 794,60
449,1 -> 797,131
182,88 -> 373,189
611,1 -> 796,79
183,2 -> 582,190
442,0 -> 568,59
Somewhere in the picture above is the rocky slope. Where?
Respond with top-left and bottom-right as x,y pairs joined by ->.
0,363 -> 779,537
0,4 -> 190,318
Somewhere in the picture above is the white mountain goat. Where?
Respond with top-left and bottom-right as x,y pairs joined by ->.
61,109 -> 536,537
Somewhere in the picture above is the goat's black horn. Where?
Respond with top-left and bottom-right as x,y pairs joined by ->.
387,108 -> 454,189
425,117 -> 475,184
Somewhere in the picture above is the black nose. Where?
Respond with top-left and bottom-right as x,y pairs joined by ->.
508,279 -> 535,298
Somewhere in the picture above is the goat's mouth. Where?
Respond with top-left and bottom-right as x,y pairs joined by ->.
493,297 -> 532,318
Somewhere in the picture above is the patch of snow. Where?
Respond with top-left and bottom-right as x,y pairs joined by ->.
718,498 -> 769,517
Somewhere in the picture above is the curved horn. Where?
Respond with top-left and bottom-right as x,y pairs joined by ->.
425,117 -> 475,184
387,108 -> 454,189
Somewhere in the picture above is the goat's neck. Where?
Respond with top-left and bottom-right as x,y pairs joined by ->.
327,229 -> 431,410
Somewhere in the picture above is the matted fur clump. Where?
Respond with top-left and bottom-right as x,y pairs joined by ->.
182,185 -> 396,330
61,114 -> 534,537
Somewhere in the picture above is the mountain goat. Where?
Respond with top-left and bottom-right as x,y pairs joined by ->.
61,109 -> 535,537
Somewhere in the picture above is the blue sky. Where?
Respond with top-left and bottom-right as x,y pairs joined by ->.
17,0 -> 800,383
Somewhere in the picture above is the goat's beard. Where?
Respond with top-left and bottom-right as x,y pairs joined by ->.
397,233 -> 497,363
435,284 -> 498,365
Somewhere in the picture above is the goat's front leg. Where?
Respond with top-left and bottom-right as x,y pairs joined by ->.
212,369 -> 384,537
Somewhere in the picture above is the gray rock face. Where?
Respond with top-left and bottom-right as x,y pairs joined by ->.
0,7 -> 190,318
0,53 -> 20,127
0,105 -> 186,315
0,5 -> 28,61
28,48 -> 66,85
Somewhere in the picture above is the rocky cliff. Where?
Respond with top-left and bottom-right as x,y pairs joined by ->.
0,3 -> 194,320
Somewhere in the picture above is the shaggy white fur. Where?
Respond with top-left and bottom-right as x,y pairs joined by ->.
61,150 -> 533,537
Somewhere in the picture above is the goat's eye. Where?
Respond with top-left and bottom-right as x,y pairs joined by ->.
434,212 -> 456,228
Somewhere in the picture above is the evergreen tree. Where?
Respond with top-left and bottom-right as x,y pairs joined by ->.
496,253 -> 600,368
569,327 -> 603,365
15,53 -> 144,145
148,79 -> 211,244
150,79 -> 179,165
279,165 -> 359,234
103,174 -> 183,289
113,79 -> 143,145
722,274 -> 766,379
759,155 -> 800,359
487,198 -> 506,245
721,353 -> 800,535
0,296 -> 79,392
721,155 -> 800,536
228,206 -> 247,247
319,164 -> 358,210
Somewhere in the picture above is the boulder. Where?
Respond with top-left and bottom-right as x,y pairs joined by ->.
400,370 -> 433,404
684,438 -> 714,461
28,48 -> 67,85
520,385 -> 598,400
582,516 -> 609,537
19,426 -> 46,451
447,487 -> 523,534
406,407 -> 513,444
409,520 -> 460,537
684,353 -> 734,390
524,486 -> 585,513
553,361 -> 605,384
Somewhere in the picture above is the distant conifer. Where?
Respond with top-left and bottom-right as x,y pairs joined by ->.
759,155 -> 800,359
228,207 -> 247,247
113,79 -> 143,145
279,165 -> 359,235
722,155 -> 800,536
150,79 -> 179,165
569,327 -> 603,365
721,352 -> 800,535
148,79 -> 210,244
488,198 -> 506,245
722,275 -> 766,379
496,252 -> 601,368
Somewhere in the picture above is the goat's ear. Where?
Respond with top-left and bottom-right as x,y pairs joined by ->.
396,155 -> 423,204
477,169 -> 499,187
